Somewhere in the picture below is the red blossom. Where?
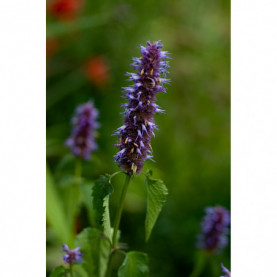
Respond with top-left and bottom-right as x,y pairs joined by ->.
85,56 -> 110,87
48,0 -> 83,20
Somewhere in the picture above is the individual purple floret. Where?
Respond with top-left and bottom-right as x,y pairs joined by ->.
114,41 -> 170,174
62,244 -> 83,265
197,206 -> 230,253
66,101 -> 99,160
220,263 -> 231,277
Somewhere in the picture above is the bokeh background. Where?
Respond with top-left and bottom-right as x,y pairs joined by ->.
46,0 -> 230,276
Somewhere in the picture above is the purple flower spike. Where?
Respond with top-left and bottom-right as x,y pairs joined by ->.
114,41 -> 170,174
66,101 -> 99,160
62,244 -> 83,265
220,263 -> 231,277
197,206 -> 230,253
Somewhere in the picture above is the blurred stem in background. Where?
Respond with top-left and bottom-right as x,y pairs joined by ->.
69,264 -> 74,277
69,159 -> 82,247
210,255 -> 220,276
105,173 -> 132,277
189,250 -> 220,277
75,158 -> 82,182
188,250 -> 207,277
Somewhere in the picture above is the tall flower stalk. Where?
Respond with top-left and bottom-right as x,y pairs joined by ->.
105,41 -> 170,277
112,40 -> 170,245
65,101 -> 100,245
114,40 -> 170,175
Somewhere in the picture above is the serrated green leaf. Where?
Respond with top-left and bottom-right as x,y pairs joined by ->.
75,227 -> 110,277
50,266 -> 68,277
118,251 -> 149,277
145,176 -> 168,242
92,175 -> 113,241
46,165 -> 69,243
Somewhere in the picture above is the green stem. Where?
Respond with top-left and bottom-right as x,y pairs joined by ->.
69,159 -> 82,246
189,251 -> 207,277
209,255 -> 218,277
75,159 -> 82,184
105,251 -> 115,277
105,174 -> 132,277
69,264 -> 74,277
112,174 -> 131,248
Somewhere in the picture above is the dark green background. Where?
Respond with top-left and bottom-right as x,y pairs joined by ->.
46,0 -> 230,275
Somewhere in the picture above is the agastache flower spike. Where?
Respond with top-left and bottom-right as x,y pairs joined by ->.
66,101 -> 99,160
114,41 -> 170,174
197,206 -> 230,253
62,244 -> 83,265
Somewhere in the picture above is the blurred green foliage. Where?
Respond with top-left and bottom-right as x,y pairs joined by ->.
46,0 -> 230,275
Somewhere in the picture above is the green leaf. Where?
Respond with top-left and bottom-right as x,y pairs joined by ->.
98,234 -> 111,277
80,181 -> 96,226
118,251 -> 149,277
145,174 -> 168,242
46,165 -> 69,243
58,176 -> 81,245
75,228 -> 100,276
92,175 -> 114,242
49,266 -> 68,277
75,227 -> 110,277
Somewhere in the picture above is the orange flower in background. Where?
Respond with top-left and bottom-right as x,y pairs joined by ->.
48,0 -> 83,20
85,56 -> 110,87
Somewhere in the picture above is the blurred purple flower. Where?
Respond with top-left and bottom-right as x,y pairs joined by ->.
220,263 -> 231,277
197,206 -> 230,253
66,101 -> 99,160
62,244 -> 83,264
114,41 -> 170,174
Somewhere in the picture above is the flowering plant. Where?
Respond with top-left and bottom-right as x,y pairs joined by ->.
47,41 -> 230,277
